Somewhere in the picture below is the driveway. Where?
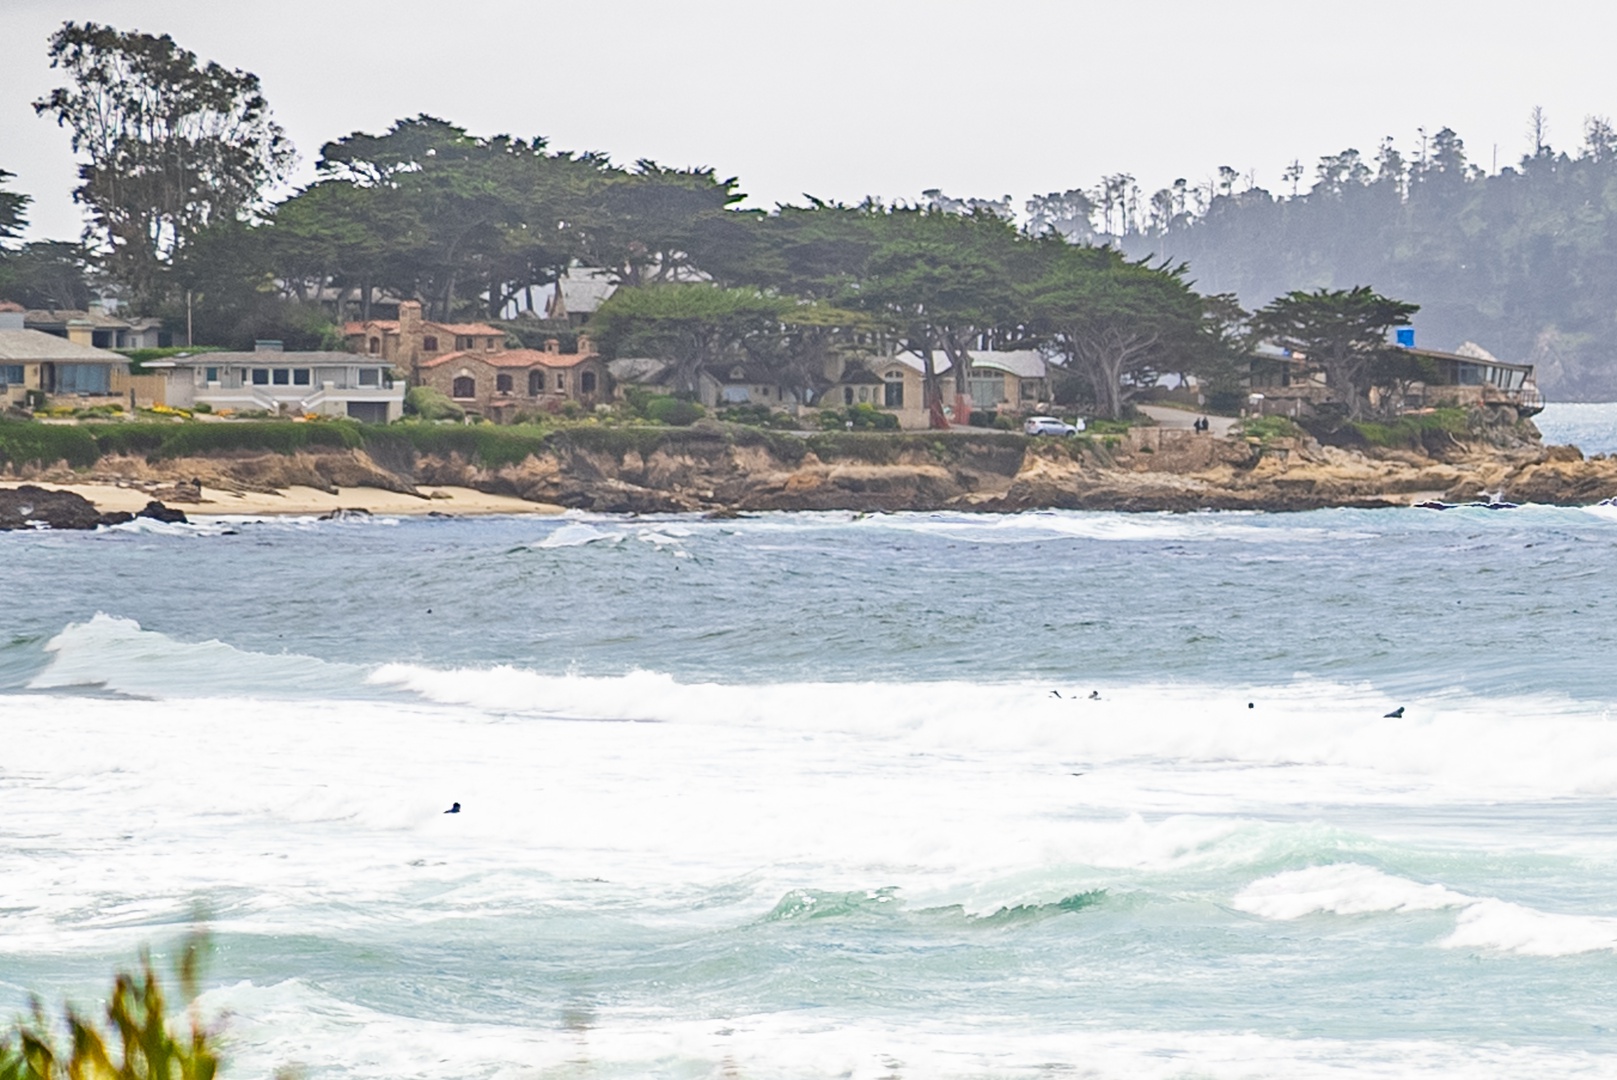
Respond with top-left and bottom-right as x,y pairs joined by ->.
1138,404 -> 1239,437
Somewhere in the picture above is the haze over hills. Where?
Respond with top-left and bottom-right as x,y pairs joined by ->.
1060,121 -> 1617,400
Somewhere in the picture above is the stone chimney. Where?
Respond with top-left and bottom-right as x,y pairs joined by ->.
66,318 -> 94,347
544,338 -> 561,354
397,300 -> 424,379
577,332 -> 594,355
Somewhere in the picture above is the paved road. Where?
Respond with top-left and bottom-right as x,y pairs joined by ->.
1138,404 -> 1239,437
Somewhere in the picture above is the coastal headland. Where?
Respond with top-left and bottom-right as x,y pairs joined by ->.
3,413 -> 1616,527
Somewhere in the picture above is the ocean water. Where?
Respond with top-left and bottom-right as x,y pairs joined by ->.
4,506 -> 1617,1078
1535,401 -> 1617,455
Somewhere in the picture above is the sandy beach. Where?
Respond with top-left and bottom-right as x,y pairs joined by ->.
0,482 -> 563,518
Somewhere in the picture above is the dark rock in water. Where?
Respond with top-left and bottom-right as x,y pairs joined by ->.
1414,501 -> 1455,510
319,507 -> 372,521
0,485 -> 117,530
426,510 -> 453,518
137,501 -> 188,524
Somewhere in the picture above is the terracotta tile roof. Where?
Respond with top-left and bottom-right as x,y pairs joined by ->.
429,321 -> 504,337
343,320 -> 398,334
419,347 -> 599,370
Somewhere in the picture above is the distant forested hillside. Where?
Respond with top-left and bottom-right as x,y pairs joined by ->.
1052,122 -> 1617,400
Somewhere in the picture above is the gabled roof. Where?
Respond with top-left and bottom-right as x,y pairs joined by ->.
0,329 -> 129,363
548,267 -> 618,317
885,349 -> 1048,378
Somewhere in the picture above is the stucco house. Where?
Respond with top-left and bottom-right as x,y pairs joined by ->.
419,337 -> 610,421
826,349 -> 1052,428
0,303 -> 133,409
24,306 -> 168,350
146,342 -> 404,422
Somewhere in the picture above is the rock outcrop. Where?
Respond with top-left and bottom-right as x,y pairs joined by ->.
0,485 -> 187,530
15,422 -> 1617,515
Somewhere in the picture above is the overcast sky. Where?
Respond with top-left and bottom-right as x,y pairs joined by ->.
4,0 -> 1614,240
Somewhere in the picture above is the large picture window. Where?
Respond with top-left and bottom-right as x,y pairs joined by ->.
55,364 -> 110,394
452,376 -> 476,398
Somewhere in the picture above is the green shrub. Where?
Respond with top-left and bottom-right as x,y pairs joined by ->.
1347,408 -> 1470,448
818,403 -> 898,431
404,385 -> 464,422
644,396 -> 704,426
1237,415 -> 1304,442
0,421 -> 100,469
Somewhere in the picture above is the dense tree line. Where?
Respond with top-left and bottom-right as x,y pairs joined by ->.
1071,118 -> 1617,399
5,20 -> 1444,423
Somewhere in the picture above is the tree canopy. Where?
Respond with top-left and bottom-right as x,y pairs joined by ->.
34,22 -> 295,312
1253,287 -> 1419,419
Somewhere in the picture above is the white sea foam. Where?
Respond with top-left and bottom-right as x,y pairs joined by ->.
1441,898 -> 1617,956
1237,864 -> 1617,957
28,613 -> 368,698
533,521 -> 624,548
367,661 -> 1617,801
203,976 -> 1614,1080
1233,864 -> 1470,919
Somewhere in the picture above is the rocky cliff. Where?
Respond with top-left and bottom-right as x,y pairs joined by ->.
15,420 -> 1617,514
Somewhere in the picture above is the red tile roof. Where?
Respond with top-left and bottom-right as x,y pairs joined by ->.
419,347 -> 598,370
431,321 -> 504,337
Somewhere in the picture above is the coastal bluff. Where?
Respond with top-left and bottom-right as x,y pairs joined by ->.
5,416 -> 1617,516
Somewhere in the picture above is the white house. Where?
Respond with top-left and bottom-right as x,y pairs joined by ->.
149,342 -> 404,422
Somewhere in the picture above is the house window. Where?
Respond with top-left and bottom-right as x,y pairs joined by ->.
358,368 -> 380,387
56,364 -> 110,394
843,387 -> 854,405
484,339 -> 495,351
204,366 -> 219,383
272,368 -> 290,385
884,380 -> 904,408
452,376 -> 475,398
0,365 -> 23,385
967,374 -> 1003,407
368,337 -> 380,354
423,336 -> 438,352
293,369 -> 311,386
581,370 -> 596,394
456,336 -> 473,350
858,387 -> 870,403
252,368 -> 270,385
496,373 -> 513,393
555,372 -> 566,391
1020,381 -> 1039,400
528,370 -> 544,396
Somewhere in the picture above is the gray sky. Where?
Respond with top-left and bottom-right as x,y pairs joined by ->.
4,0 -> 1615,240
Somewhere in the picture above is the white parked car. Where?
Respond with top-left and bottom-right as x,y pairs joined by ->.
1023,415 -> 1085,436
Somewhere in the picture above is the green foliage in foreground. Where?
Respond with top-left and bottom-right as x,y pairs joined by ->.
0,936 -> 220,1080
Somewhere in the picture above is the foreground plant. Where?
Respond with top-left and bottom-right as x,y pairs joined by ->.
0,934 -> 221,1080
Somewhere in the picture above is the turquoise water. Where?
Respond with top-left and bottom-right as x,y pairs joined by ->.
4,506 -> 1617,1078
